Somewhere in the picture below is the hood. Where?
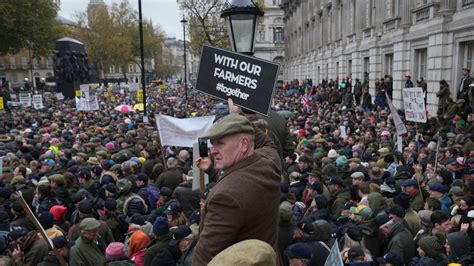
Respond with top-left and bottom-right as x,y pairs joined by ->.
117,179 -> 133,196
359,219 -> 378,236
367,192 -> 385,216
447,231 -> 471,259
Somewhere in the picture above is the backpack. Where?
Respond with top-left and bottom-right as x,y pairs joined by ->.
145,185 -> 160,210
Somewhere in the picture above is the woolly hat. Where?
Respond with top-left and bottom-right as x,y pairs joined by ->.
335,156 -> 348,167
328,149 -> 338,159
105,242 -> 126,262
279,201 -> 292,222
38,212 -> 54,230
50,205 -> 67,221
153,216 -> 169,237
418,210 -> 433,228
418,234 -> 446,259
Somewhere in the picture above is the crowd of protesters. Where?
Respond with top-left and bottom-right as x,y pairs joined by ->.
0,66 -> 471,266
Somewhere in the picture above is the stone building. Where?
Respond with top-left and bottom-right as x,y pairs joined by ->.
282,0 -> 474,114
254,0 -> 286,79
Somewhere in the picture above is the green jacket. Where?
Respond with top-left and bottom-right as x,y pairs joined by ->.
69,236 -> 106,266
404,209 -> 421,236
144,235 -> 181,266
329,188 -> 350,218
409,191 -> 424,212
385,221 -> 415,265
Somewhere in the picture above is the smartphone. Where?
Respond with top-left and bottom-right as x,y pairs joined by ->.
198,138 -> 208,158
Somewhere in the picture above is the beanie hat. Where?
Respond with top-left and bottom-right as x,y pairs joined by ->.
418,210 -> 433,228
335,156 -> 348,167
38,212 -> 54,230
104,198 -> 117,211
105,242 -> 126,261
279,201 -> 292,222
418,234 -> 446,258
313,195 -> 328,209
105,142 -> 115,151
328,149 -> 338,159
50,205 -> 67,221
78,201 -> 93,215
152,216 -> 169,237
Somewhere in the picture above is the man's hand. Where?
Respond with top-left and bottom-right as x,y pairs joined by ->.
228,98 -> 241,114
196,157 -> 212,172
9,244 -> 22,263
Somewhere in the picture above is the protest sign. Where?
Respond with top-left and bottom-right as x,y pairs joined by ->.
80,84 -> 90,99
19,92 -> 31,107
386,94 -> 408,136
129,83 -> 139,92
403,87 -> 427,123
137,89 -> 144,103
76,96 -> 99,111
324,241 -> 344,266
195,45 -> 280,116
0,97 -> 3,110
32,94 -> 44,110
155,114 -> 215,147
75,90 -> 81,97
55,93 -> 65,100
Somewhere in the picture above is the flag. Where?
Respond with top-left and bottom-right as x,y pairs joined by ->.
155,114 -> 216,147
324,241 -> 344,266
386,93 -> 407,136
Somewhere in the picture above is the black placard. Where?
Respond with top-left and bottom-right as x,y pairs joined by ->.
195,45 -> 280,116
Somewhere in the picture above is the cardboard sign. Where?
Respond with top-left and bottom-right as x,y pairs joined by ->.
137,89 -> 143,103
55,93 -> 64,100
403,87 -> 427,123
32,94 -> 44,109
195,45 -> 280,116
19,92 -> 31,107
129,83 -> 139,92
0,97 -> 4,110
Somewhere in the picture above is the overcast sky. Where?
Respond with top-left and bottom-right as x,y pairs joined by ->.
58,0 -> 184,39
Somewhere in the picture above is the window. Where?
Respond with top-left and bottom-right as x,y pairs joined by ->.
10,57 -> 16,69
118,65 -> 123,73
384,53 -> 394,76
348,60 -> 353,76
21,57 -> 28,69
386,0 -> 396,18
109,65 -> 115,73
336,62 -> 340,79
366,0 -> 373,27
415,48 -> 427,80
273,0 -> 283,6
460,41 -> 474,73
0,60 -> 4,69
128,64 -> 134,73
363,57 -> 370,74
33,58 -> 39,68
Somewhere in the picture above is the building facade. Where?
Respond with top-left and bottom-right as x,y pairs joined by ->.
282,0 -> 474,115
161,37 -> 199,84
254,0 -> 286,78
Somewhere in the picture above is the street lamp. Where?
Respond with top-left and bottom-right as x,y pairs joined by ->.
180,16 -> 188,100
220,0 -> 263,55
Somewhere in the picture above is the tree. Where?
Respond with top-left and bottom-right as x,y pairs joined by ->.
0,0 -> 65,57
177,0 -> 265,55
71,0 -> 164,79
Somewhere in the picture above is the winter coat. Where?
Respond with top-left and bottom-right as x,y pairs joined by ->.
68,217 -> 114,246
289,181 -> 305,202
409,191 -> 424,212
155,167 -> 183,191
18,232 -> 49,266
360,219 -> 382,258
384,221 -> 415,265
436,84 -> 450,113
192,130 -> 282,266
329,188 -> 351,218
447,231 -> 474,265
144,235 -> 181,266
404,209 -> 421,236
255,110 -> 295,161
69,236 -> 106,266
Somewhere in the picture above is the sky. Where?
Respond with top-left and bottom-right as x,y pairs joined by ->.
58,0 -> 184,39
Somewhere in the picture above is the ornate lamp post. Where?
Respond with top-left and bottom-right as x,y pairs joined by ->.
180,16 -> 188,99
220,0 -> 263,56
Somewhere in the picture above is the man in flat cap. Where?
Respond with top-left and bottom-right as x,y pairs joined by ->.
193,102 -> 282,265
69,217 -> 106,266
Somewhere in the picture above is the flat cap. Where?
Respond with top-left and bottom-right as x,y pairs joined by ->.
401,179 -> 418,187
351,172 -> 365,179
80,217 -> 100,232
200,113 -> 254,140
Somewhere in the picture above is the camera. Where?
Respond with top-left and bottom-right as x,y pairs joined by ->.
198,138 -> 208,158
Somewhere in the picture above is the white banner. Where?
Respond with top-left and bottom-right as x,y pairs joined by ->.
402,87 -> 427,123
32,94 -> 44,110
128,83 -> 139,92
76,96 -> 99,111
155,114 -> 216,148
19,92 -> 31,107
386,94 -> 408,136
